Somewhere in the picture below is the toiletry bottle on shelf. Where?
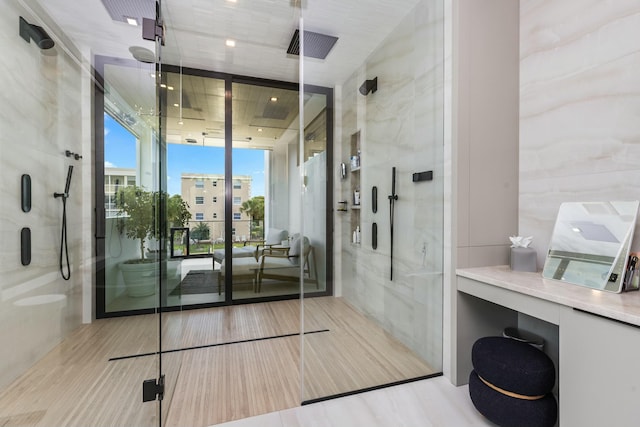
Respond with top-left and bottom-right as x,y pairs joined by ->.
354,187 -> 360,205
355,226 -> 361,244
352,229 -> 357,244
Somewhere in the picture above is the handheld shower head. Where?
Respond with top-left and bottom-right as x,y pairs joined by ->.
19,17 -> 55,50
64,165 -> 73,195
54,165 -> 73,199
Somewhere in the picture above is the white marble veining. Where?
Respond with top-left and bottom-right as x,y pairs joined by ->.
519,0 -> 640,266
457,265 -> 640,327
212,377 -> 494,427
337,0 -> 445,371
0,1 -> 90,389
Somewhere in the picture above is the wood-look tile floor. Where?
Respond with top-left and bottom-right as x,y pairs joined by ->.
211,376 -> 496,427
0,297 -> 436,427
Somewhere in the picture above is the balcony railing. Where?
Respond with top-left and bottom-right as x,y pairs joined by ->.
170,219 -> 264,257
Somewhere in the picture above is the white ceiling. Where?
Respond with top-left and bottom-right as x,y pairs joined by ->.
32,0 -> 420,152
36,0 -> 420,87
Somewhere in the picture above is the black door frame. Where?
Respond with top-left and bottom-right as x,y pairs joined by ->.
95,58 -> 334,318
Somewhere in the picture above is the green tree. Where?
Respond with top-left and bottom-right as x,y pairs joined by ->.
116,186 -> 191,261
116,186 -> 154,261
240,196 -> 265,239
167,194 -> 192,229
191,222 -> 211,241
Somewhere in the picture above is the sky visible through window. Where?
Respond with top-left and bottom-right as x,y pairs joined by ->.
104,114 -> 265,197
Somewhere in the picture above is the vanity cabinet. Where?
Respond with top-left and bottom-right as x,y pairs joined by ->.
456,266 -> 640,427
560,309 -> 640,427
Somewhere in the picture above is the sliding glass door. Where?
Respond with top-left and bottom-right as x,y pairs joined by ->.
97,56 -> 164,316
162,70 -> 227,307
99,66 -> 334,312
230,80 -> 331,301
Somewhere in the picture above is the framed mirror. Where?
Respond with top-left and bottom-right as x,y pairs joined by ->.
542,201 -> 639,292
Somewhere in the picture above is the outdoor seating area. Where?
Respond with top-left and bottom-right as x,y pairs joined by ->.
213,230 -> 317,294
218,257 -> 260,294
256,234 -> 317,292
212,228 -> 289,264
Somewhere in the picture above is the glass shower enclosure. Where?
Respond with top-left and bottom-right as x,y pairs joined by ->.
0,0 -> 445,426
1,0 -> 164,426
300,0 -> 445,402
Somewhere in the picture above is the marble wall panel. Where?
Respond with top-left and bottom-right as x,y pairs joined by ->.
520,0 -> 640,266
0,2 -> 88,389
337,0 -> 445,371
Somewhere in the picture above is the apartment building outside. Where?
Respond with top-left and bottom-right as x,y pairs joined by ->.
181,173 -> 253,242
104,167 -> 136,218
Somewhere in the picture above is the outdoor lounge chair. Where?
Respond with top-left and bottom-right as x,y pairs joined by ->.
255,234 -> 317,292
212,228 -> 288,264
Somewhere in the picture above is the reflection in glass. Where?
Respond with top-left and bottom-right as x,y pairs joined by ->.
542,201 -> 639,292
103,60 -> 161,314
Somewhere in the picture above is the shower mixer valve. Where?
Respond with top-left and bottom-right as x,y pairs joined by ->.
65,150 -> 82,160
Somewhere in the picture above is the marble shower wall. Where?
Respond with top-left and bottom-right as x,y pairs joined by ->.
519,1 -> 640,267
0,2 -> 89,388
339,0 -> 445,369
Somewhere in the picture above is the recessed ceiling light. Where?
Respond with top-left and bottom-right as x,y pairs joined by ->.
270,97 -> 278,102
174,103 -> 179,107
227,0 -> 237,3
160,83 -> 167,88
226,39 -> 236,47
125,17 -> 138,26
167,86 -> 174,90
258,128 -> 263,132
178,120 -> 184,125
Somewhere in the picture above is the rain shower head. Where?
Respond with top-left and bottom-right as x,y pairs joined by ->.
19,17 -> 55,50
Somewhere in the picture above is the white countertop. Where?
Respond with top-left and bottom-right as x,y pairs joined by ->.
456,265 -> 640,327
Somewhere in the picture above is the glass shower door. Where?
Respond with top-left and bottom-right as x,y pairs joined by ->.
301,0 -> 445,403
96,13 -> 167,427
0,0 -> 161,426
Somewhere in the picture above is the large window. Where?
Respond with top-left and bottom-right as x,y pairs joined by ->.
98,62 -> 333,315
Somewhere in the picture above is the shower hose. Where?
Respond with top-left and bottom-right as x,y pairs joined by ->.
59,195 -> 71,280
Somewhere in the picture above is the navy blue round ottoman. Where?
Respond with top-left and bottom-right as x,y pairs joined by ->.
469,336 -> 557,427
469,370 -> 557,427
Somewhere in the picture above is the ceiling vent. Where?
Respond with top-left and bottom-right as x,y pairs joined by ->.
287,29 -> 338,60
101,0 -> 154,25
262,104 -> 289,120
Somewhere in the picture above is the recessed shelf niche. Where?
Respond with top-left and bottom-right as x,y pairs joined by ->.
350,131 -> 360,244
